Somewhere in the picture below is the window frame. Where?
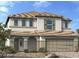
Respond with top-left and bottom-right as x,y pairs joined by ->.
29,19 -> 33,27
14,19 -> 18,26
44,18 -> 55,30
22,19 -> 26,26
46,19 -> 53,30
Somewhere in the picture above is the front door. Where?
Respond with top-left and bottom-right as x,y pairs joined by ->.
19,39 -> 24,51
14,38 -> 24,51
28,37 -> 37,51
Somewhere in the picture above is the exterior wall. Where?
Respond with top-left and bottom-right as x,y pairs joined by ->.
11,27 -> 37,32
7,18 -> 14,28
73,37 -> 79,52
8,18 -> 37,32
18,19 -> 22,27
7,17 -> 72,32
37,17 -> 44,31
68,22 -> 71,29
36,37 -> 40,51
39,37 -> 45,48
33,20 -> 37,27
62,20 -> 71,31
8,36 -> 79,52
9,38 -> 14,48
9,37 -> 28,51
5,39 -> 10,47
24,37 -> 28,49
8,17 -> 44,32
55,18 -> 62,31
36,37 -> 45,51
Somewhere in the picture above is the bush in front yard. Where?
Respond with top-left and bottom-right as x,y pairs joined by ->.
5,47 -> 17,54
30,49 -> 37,53
24,49 -> 29,53
39,47 -> 47,53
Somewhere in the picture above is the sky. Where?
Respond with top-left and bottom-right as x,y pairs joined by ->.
0,1 -> 79,32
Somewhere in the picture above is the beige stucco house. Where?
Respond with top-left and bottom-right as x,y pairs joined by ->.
5,11 -> 78,52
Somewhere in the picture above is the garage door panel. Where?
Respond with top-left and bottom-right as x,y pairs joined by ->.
46,38 -> 73,52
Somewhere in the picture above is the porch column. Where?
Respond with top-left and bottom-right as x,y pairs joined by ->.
5,39 -> 10,47
39,36 -> 45,48
24,37 -> 28,49
36,37 -> 40,51
10,38 -> 14,48
73,37 -> 79,52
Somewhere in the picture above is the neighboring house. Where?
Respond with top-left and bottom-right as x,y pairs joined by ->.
5,11 -> 78,52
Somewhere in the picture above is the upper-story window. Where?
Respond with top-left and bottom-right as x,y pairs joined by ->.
63,21 -> 69,29
45,18 -> 55,30
14,19 -> 18,26
22,20 -> 26,26
47,20 -> 53,29
29,19 -> 33,27
65,22 -> 68,28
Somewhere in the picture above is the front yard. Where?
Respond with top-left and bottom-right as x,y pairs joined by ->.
0,51 -> 79,58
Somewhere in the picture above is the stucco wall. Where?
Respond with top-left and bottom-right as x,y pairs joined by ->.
8,17 -> 45,32
9,38 -> 14,48
7,17 -> 72,32
8,18 -> 37,32
37,17 -> 44,31
11,27 -> 37,32
55,18 -> 62,31
23,37 -> 28,49
7,18 -> 14,28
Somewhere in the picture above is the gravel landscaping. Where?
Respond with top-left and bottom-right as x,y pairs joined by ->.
0,52 -> 79,58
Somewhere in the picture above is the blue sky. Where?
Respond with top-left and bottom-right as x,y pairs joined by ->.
0,1 -> 79,31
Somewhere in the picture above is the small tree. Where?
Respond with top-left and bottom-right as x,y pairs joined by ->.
77,29 -> 79,33
0,23 -> 11,57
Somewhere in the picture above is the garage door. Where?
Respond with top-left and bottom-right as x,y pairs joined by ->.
46,38 -> 73,52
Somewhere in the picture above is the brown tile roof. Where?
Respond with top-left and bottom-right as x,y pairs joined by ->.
5,11 -> 71,27
11,31 -> 77,37
9,11 -> 63,18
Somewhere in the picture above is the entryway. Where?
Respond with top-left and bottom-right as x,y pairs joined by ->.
14,37 -> 24,51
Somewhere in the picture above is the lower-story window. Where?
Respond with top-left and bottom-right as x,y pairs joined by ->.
20,39 -> 23,46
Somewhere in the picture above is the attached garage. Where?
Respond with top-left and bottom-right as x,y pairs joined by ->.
46,37 -> 74,52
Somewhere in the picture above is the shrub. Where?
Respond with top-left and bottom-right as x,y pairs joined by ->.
30,49 -> 37,53
5,47 -> 17,54
49,54 -> 59,58
24,49 -> 29,53
39,47 -> 47,53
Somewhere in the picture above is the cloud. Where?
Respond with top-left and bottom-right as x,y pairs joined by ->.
0,13 -> 8,23
0,1 -> 14,7
0,1 -> 15,13
33,1 -> 50,8
0,1 -> 15,23
0,7 -> 9,13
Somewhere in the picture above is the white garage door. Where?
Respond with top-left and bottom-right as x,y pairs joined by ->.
46,38 -> 73,52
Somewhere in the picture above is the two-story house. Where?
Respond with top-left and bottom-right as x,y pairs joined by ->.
5,11 -> 78,52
